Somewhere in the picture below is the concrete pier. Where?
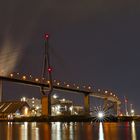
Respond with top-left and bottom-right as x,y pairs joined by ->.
84,94 -> 90,115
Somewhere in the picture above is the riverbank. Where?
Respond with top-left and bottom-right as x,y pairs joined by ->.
0,115 -> 117,122
118,116 -> 140,121
0,115 -> 140,122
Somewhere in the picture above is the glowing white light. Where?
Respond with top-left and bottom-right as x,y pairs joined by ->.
57,82 -> 60,86
10,73 -> 13,77
36,106 -> 39,110
56,111 -> 60,115
98,111 -> 104,119
105,91 -> 108,93
74,112 -> 78,115
131,109 -> 135,116
131,109 -> 134,113
69,106 -> 73,111
35,78 -> 39,82
88,86 -> 91,90
53,95 -> 58,99
66,84 -> 70,87
21,97 -> 26,102
62,98 -> 65,102
77,86 -> 79,89
56,105 -> 60,111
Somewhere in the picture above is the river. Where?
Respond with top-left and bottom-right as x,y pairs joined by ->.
0,121 -> 139,140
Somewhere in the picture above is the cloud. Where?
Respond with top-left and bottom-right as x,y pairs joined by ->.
0,38 -> 21,76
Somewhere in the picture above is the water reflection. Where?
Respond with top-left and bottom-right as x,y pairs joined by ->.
131,121 -> 137,140
20,122 -> 28,140
104,123 -> 119,140
19,122 -> 41,140
51,122 -> 96,140
0,122 -> 140,140
124,122 -> 131,140
51,122 -> 61,140
99,122 -> 104,140
7,122 -> 13,140
51,122 -> 75,140
41,123 -> 51,140
31,122 -> 39,140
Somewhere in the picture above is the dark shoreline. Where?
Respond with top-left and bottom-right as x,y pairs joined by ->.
0,115 -> 139,122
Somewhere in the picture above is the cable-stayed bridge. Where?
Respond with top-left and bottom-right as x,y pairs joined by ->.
0,72 -> 121,116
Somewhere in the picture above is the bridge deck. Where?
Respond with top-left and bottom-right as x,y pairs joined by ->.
0,75 -> 121,104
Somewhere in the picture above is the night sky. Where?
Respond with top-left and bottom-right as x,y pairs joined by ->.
0,0 -> 140,114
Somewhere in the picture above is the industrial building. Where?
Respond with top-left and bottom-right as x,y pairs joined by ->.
0,96 -> 84,119
0,101 -> 30,119
21,96 -> 84,116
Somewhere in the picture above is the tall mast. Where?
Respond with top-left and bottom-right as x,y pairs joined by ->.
41,33 -> 53,116
41,34 -> 53,93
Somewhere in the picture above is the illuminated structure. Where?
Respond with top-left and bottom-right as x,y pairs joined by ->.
0,73 -> 121,116
124,96 -> 129,116
0,35 -> 121,116
51,99 -> 73,115
0,101 -> 29,119
72,106 -> 84,115
41,33 -> 53,116
131,109 -> 135,116
20,97 -> 84,116
21,97 -> 41,116
130,104 -> 135,116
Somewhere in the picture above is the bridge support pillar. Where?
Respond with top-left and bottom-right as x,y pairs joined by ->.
41,95 -> 51,116
84,94 -> 90,115
114,102 -> 120,116
0,80 -> 2,102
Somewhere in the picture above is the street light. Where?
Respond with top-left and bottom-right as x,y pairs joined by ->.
131,109 -> 135,116
53,94 -> 58,99
98,111 -> 104,119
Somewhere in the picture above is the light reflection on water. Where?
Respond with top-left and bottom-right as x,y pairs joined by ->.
7,122 -> 13,140
20,122 -> 28,140
31,122 -> 39,140
99,122 -> 104,140
103,122 -> 119,140
131,121 -> 136,140
0,121 -> 139,140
